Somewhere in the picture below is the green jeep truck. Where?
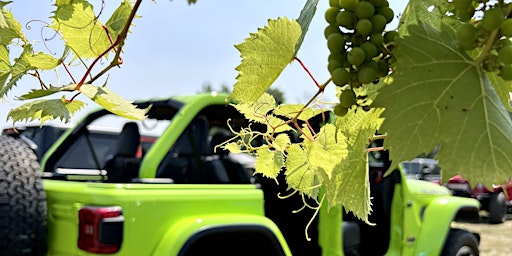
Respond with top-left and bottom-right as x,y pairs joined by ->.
1,93 -> 481,255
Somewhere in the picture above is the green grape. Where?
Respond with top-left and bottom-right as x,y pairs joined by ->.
452,0 -> 472,10
459,40 -> 475,51
456,23 -> 476,50
480,7 -> 504,31
329,0 -> 340,7
376,59 -> 389,77
347,47 -> 366,66
360,60 -> 378,71
333,104 -> 349,117
499,65 -> 512,81
337,10 -> 355,29
339,0 -> 359,11
355,1 -> 375,19
325,7 -> 340,25
332,68 -> 350,86
371,14 -> 387,33
369,33 -> 384,49
456,23 -> 476,41
500,19 -> 512,37
324,25 -> 341,39
384,30 -> 399,43
357,66 -> 377,84
328,60 -> 342,73
378,6 -> 394,23
329,51 -> 348,63
369,0 -> 388,8
329,52 -> 344,62
456,8 -> 474,22
497,38 -> 512,48
498,45 -> 512,65
339,89 -> 357,108
327,33 -> 346,52
355,19 -> 373,36
360,42 -> 378,60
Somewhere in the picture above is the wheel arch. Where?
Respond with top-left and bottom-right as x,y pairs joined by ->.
413,196 -> 480,255
150,214 -> 291,256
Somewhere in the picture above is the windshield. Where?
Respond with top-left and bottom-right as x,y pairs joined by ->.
401,160 -> 441,175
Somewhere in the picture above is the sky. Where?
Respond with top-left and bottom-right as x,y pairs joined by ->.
0,0 -> 407,129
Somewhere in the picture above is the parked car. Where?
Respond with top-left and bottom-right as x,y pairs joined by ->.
445,175 -> 511,223
0,93 -> 481,255
2,123 -> 157,163
399,158 -> 442,183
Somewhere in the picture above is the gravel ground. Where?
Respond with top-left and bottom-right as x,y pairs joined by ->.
452,213 -> 512,256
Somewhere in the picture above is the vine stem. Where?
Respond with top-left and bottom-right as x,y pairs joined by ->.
74,0 -> 143,90
281,58 -> 333,140
294,56 -> 320,88
475,4 -> 512,63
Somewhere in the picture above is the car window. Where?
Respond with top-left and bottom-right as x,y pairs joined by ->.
54,114 -> 167,170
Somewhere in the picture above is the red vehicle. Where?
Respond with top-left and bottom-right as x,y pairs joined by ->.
445,175 -> 512,223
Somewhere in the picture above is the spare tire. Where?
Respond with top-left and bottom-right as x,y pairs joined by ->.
0,135 -> 47,255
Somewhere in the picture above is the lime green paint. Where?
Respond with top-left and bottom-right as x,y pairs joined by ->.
41,92 -> 481,256
139,93 -> 230,178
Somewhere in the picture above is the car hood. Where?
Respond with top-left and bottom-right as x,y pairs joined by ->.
405,179 -> 451,196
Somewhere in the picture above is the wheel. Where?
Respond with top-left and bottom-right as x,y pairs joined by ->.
488,191 -> 507,224
441,228 -> 479,256
0,135 -> 47,255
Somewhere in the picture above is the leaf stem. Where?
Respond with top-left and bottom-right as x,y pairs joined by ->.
75,0 -> 143,89
294,56 -> 321,88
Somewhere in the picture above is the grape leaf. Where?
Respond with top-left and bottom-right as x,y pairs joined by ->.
0,45 -> 31,98
51,0 -> 111,59
0,45 -> 9,91
25,52 -> 60,70
231,18 -> 301,103
255,147 -> 285,181
106,0 -> 134,41
234,93 -> 293,133
0,3 -> 25,44
285,143 -> 322,198
373,23 -> 512,187
0,1 -> 10,28
324,108 -> 384,223
17,84 -> 76,100
487,72 -> 512,112
234,93 -> 276,124
398,0 -> 453,36
275,103 -> 323,121
272,133 -> 291,152
285,124 -> 348,199
79,83 -> 148,120
8,97 -> 86,125
295,0 -> 318,55
306,123 -> 348,180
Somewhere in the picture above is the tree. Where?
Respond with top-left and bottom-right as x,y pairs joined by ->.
199,82 -> 286,103
1,0 -> 511,226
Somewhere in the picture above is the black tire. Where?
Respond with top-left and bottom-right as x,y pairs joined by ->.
0,135 -> 47,255
441,228 -> 479,256
488,191 -> 507,224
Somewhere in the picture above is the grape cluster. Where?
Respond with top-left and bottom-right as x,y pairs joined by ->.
325,0 -> 398,116
452,1 -> 512,80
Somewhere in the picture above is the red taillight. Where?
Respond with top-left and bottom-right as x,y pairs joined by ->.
78,206 -> 124,254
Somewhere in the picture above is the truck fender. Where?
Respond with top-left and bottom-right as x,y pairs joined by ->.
150,214 -> 292,256
413,196 -> 480,255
